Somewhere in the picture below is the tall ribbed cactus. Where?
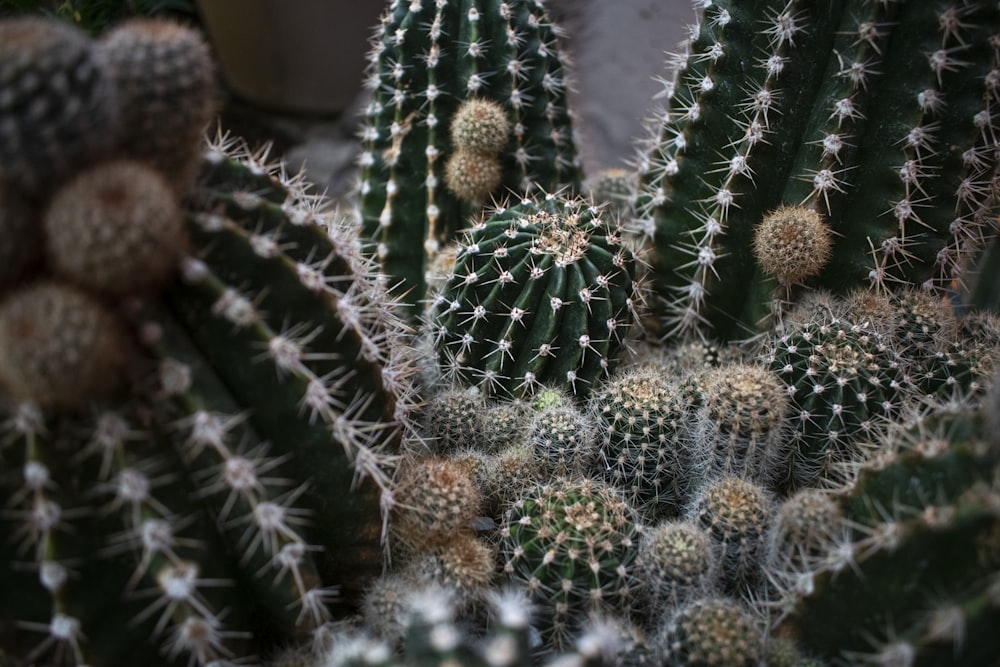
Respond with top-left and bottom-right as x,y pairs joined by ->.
0,15 -> 416,666
636,0 -> 1000,341
357,0 -> 582,317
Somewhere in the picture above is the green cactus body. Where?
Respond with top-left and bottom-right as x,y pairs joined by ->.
657,598 -> 763,667
765,317 -> 909,490
429,195 -> 640,399
358,0 -> 582,316
777,407 -> 1000,665
0,138 -> 416,665
590,366 -> 703,518
637,0 -> 1000,341
500,478 -> 640,650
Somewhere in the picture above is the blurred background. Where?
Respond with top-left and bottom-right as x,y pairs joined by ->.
0,0 -> 691,201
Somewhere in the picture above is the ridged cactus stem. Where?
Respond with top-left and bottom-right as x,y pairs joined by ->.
638,0 -> 1000,341
359,0 -> 581,316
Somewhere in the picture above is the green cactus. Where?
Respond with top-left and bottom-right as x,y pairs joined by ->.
636,0 -> 1000,341
590,365 -> 703,518
96,18 -> 216,191
0,130 -> 416,665
634,520 -> 717,616
654,597 -> 764,667
499,477 -> 640,650
764,315 -> 910,491
357,0 -> 582,317
774,405 -> 1000,665
0,16 -> 119,194
428,194 -> 641,399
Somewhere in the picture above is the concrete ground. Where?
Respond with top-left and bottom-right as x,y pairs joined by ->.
217,0 -> 695,201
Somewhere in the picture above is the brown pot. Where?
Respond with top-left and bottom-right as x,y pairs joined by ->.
196,0 -> 384,114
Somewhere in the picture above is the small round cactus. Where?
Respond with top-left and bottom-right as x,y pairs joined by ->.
403,532 -> 496,607
765,317 -> 909,490
418,386 -> 489,454
688,475 -> 773,593
752,205 -> 834,286
692,363 -> 790,483
766,488 -> 843,575
430,193 -> 641,399
444,149 -> 503,203
0,16 -> 119,193
0,281 -> 127,409
43,159 -> 187,296
657,597 -> 763,667
635,521 -> 717,615
449,98 -> 511,154
97,18 -> 216,191
590,366 -> 703,518
527,399 -> 598,478
500,477 -> 640,650
392,456 -> 481,552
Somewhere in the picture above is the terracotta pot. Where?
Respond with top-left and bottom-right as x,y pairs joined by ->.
196,0 -> 384,113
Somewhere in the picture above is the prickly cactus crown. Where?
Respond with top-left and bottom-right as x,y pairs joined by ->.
429,193 -> 641,398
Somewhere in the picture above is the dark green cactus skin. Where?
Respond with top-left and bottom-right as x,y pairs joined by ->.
358,0 -> 582,316
637,0 -> 1000,342
778,409 -> 1000,665
765,317 -> 909,491
429,196 -> 639,399
500,478 -> 640,651
0,146 -> 414,666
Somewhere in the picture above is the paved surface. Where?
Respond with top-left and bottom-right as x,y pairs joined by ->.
220,0 -> 694,203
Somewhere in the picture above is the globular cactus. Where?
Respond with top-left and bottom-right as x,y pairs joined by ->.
774,403 -> 1000,665
500,477 -> 640,650
688,475 -> 773,595
358,0 -> 582,317
653,597 -> 764,667
691,362 -> 790,483
0,131 -> 417,666
590,366 -> 703,518
391,455 -> 481,552
96,18 -> 217,191
636,0 -> 1000,342
764,315 -> 910,491
634,521 -> 717,617
0,16 -> 119,194
428,194 -> 641,399
527,394 -> 599,478
42,159 -> 188,296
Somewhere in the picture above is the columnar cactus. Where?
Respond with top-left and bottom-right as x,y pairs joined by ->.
428,194 -> 641,399
636,0 -> 1000,341
357,0 -> 582,316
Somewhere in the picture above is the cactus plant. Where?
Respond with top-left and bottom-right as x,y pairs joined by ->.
428,193 -> 641,399
635,0 -> 1000,341
774,404 -> 1000,665
499,477 -> 640,650
0,123 -> 417,665
357,0 -> 582,316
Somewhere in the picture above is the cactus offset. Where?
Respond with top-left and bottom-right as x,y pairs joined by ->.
636,0 -> 1000,341
357,0 -> 582,316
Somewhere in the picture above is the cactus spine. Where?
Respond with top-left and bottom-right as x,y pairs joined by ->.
358,0 -> 582,316
636,0 -> 1000,341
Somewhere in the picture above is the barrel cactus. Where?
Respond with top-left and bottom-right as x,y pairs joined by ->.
428,193 -> 642,399
0,15 -> 416,666
636,0 -> 1000,341
357,0 -> 582,316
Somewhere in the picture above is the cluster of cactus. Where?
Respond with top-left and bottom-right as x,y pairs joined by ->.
0,15 -> 419,666
357,0 -> 583,317
634,0 -> 1000,341
3,0 -> 1000,665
